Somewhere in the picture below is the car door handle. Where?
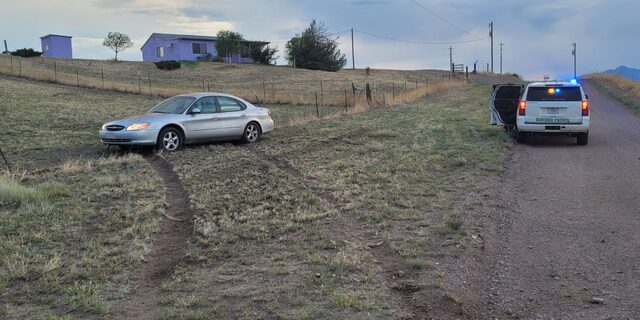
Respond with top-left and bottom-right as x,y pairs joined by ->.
241,114 -> 247,117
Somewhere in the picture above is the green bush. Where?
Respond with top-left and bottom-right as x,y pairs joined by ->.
154,60 -> 181,70
11,48 -> 42,57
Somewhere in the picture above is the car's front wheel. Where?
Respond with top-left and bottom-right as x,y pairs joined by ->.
577,132 -> 588,145
157,127 -> 183,151
242,122 -> 261,143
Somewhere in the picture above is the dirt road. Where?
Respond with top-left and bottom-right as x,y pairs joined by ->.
484,81 -> 640,319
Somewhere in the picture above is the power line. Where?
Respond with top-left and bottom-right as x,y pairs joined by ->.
355,29 -> 488,45
409,0 -> 470,34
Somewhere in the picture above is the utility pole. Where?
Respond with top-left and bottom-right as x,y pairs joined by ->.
572,43 -> 577,79
489,21 -> 494,73
499,43 -> 504,74
449,46 -> 453,73
351,28 -> 355,70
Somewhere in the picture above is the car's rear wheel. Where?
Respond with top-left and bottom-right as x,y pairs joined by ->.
577,132 -> 588,145
242,122 -> 261,143
157,127 -> 183,151
515,129 -> 527,143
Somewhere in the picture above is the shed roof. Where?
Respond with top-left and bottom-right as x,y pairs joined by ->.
40,34 -> 72,39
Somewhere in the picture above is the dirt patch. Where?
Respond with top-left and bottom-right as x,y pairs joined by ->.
118,155 -> 194,319
249,147 -> 463,319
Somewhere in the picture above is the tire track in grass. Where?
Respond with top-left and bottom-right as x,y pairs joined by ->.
249,147 -> 462,319
119,155 -> 194,319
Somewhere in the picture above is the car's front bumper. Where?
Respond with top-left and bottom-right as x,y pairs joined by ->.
99,129 -> 160,145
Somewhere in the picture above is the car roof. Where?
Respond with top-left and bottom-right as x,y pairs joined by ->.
176,92 -> 241,99
528,81 -> 581,87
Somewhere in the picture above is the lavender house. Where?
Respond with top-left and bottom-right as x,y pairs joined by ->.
141,33 -> 267,63
41,34 -> 72,59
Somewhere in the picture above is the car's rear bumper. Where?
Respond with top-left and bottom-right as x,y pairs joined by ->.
262,118 -> 275,133
99,129 -> 159,145
517,118 -> 589,133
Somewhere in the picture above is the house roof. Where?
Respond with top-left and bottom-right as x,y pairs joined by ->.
40,34 -> 72,39
141,33 -> 269,49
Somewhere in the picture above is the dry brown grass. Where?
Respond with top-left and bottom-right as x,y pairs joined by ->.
0,55 -> 462,106
584,73 -> 640,113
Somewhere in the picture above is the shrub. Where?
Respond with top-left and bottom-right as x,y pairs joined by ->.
11,48 -> 42,57
197,53 -> 213,62
154,60 -> 181,70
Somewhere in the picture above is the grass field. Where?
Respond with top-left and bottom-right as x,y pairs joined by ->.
0,55 -> 462,106
0,74 -> 508,319
584,73 -> 640,113
160,83 -> 509,318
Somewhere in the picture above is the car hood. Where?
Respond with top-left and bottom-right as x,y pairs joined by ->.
105,113 -> 179,128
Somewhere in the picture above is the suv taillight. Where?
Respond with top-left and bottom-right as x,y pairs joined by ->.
518,100 -> 526,116
581,101 -> 589,116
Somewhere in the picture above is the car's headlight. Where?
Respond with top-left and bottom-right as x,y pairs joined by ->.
101,123 -> 108,130
126,122 -> 150,131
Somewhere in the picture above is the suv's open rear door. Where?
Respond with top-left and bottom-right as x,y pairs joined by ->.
490,84 -> 524,126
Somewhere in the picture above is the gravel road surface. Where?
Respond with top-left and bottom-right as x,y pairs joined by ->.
485,80 -> 640,319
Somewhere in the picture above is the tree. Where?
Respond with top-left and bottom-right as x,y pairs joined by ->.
103,32 -> 133,61
216,30 -> 244,63
285,20 -> 347,72
250,43 -> 278,65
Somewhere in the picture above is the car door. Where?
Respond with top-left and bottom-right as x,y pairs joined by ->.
490,84 -> 523,126
182,96 -> 221,141
215,96 -> 247,137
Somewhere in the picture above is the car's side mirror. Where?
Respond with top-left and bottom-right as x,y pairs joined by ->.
585,94 -> 589,99
191,107 -> 201,114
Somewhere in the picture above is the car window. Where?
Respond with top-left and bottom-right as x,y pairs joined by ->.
217,96 -> 245,113
149,96 -> 196,114
527,87 -> 582,101
192,97 -> 218,114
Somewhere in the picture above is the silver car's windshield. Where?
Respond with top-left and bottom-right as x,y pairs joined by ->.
150,96 -> 196,114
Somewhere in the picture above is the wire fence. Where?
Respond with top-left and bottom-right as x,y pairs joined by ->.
0,55 -> 467,126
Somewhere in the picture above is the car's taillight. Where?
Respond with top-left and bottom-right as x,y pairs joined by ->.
581,101 -> 589,116
518,100 -> 526,116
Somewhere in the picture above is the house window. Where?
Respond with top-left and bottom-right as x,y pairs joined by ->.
240,44 -> 251,58
156,46 -> 164,58
192,43 -> 207,54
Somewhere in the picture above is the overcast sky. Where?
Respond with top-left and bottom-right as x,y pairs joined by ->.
2,0 -> 638,79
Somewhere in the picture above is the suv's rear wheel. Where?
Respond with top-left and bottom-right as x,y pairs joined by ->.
515,129 -> 527,144
577,132 -> 589,145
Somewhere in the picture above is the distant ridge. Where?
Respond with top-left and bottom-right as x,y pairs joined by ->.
601,65 -> 640,81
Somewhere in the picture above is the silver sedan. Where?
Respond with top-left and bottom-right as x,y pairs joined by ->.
99,93 -> 274,151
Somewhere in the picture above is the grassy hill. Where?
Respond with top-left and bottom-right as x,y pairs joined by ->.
0,55 -> 459,106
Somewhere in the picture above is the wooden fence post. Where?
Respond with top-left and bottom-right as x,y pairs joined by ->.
148,72 -> 151,95
54,61 -> 57,82
320,81 -> 323,106
392,82 -> 395,103
202,76 -> 205,91
262,81 -> 266,101
10,55 -> 13,74
76,66 -> 79,87
18,58 -> 21,77
315,91 -> 319,118
207,80 -> 210,91
404,80 -> 407,91
138,74 -> 142,94
344,88 -> 348,111
101,66 -> 104,88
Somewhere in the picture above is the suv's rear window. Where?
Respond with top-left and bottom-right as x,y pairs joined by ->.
527,86 -> 582,101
